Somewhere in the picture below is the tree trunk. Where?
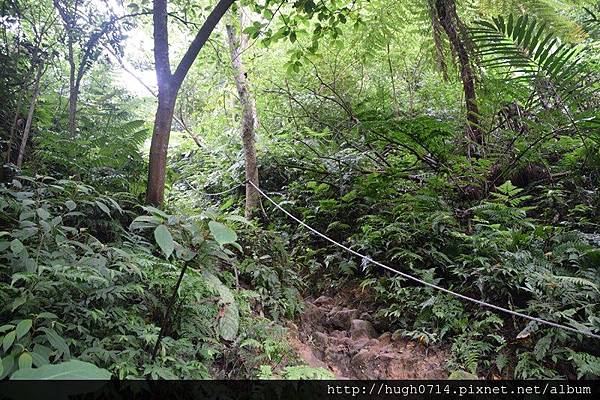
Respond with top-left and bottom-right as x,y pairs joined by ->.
226,10 -> 259,219
16,60 -> 44,168
6,93 -> 24,164
146,0 -> 235,205
434,0 -> 483,147
67,84 -> 78,136
66,23 -> 77,137
146,91 -> 176,205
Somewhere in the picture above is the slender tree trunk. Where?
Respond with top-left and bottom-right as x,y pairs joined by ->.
6,93 -> 24,163
146,0 -> 235,205
7,57 -> 37,163
54,0 -> 79,137
434,0 -> 483,147
226,10 -> 259,219
67,85 -> 78,136
146,90 -> 176,205
67,40 -> 78,136
5,26 -> 24,163
16,60 -> 44,168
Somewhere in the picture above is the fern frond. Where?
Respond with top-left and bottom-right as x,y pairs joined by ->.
554,276 -> 599,293
583,7 -> 600,38
471,14 -> 589,102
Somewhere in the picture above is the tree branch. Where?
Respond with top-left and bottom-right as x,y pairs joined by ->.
171,0 -> 236,90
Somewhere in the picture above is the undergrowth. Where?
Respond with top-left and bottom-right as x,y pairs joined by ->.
0,175 -> 307,379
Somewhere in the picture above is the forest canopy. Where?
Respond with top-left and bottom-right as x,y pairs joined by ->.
1,0 -> 600,381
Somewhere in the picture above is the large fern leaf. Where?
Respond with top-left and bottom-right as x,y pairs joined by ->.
471,14 -> 588,100
583,7 -> 600,38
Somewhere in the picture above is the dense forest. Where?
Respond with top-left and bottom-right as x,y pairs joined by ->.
0,0 -> 599,381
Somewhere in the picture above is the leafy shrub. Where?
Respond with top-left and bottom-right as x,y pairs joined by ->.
0,175 -> 299,379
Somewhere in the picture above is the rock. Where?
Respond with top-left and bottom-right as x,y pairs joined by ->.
350,338 -> 371,353
372,317 -> 390,332
327,308 -> 358,330
330,330 -> 348,339
350,319 -> 377,340
293,297 -> 449,380
350,349 -> 376,379
359,312 -> 373,321
301,303 -> 329,329
391,330 -> 403,342
313,331 -> 329,349
324,345 -> 349,367
378,332 -> 392,345
314,296 -> 334,307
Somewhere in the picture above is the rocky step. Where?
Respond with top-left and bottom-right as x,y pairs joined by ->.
291,296 -> 448,379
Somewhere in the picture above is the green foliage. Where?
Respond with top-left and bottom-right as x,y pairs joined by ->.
258,364 -> 335,379
569,351 -> 600,379
472,13 -> 592,104
235,228 -> 304,321
0,175 -> 299,379
204,272 -> 239,341
250,133 -> 600,378
208,221 -> 238,247
2,0 -> 600,384
32,112 -> 149,193
10,360 -> 111,380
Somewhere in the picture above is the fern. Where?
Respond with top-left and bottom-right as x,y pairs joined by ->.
583,7 -> 600,38
569,351 -> 600,379
451,337 -> 495,374
554,275 -> 599,293
282,365 -> 335,379
471,14 -> 589,102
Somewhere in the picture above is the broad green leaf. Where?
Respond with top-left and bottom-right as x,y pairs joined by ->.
154,225 -> 174,258
225,215 -> 252,225
10,360 -> 111,380
15,319 -> 32,340
0,355 -> 14,380
230,242 -> 243,253
141,205 -> 168,219
36,208 -> 50,220
37,312 -> 58,320
65,200 -> 76,211
208,221 -> 237,246
203,272 -> 238,340
11,296 -> 26,312
95,200 -> 111,216
3,331 -> 16,352
39,328 -> 70,359
10,239 -> 24,254
31,352 -> 49,367
130,215 -> 161,230
203,272 -> 235,304
31,344 -> 51,367
18,353 -> 32,369
219,303 -> 239,341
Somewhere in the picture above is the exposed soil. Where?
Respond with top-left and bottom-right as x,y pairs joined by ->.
288,295 -> 449,379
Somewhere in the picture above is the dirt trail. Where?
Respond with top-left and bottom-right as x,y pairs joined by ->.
288,296 -> 448,379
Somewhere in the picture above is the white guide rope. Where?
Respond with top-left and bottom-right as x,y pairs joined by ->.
246,181 -> 600,340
